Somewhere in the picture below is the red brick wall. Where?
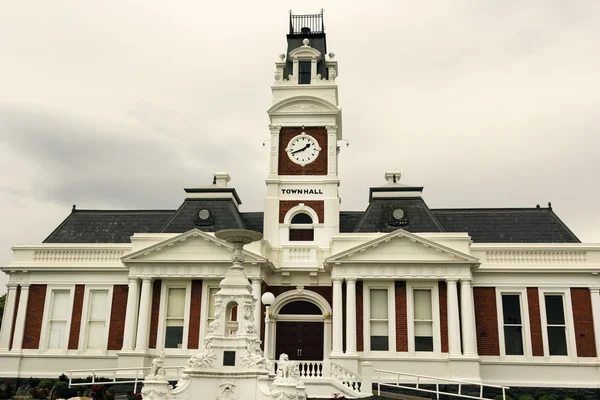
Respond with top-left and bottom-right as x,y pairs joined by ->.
278,127 -> 328,175
473,287 -> 500,356
188,280 -> 203,350
439,281 -> 449,353
9,286 -> 21,350
395,281 -> 408,352
279,200 -> 324,223
107,285 -> 128,350
68,285 -> 85,350
571,288 -> 597,357
527,287 -> 544,356
356,281 -> 364,352
22,285 -> 47,349
148,280 -> 162,349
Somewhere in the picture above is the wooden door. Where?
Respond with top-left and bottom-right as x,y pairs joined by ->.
275,321 -> 324,360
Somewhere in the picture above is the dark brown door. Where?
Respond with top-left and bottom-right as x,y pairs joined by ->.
276,321 -> 324,360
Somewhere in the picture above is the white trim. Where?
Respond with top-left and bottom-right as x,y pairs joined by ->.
283,205 -> 320,225
39,286 -> 75,353
199,281 -> 220,345
78,285 -> 114,354
538,288 -> 577,359
495,288 -> 532,359
156,280 -> 191,353
363,281 -> 396,356
407,281 -> 441,355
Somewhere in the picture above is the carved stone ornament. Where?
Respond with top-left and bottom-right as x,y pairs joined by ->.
145,352 -> 166,381
282,104 -> 323,113
240,341 -> 270,371
186,348 -> 217,369
274,354 -> 301,386
207,319 -> 220,334
141,387 -> 172,400
218,380 -> 238,400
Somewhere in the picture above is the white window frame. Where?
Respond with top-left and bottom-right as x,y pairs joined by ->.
538,288 -> 577,358
156,280 -> 191,352
78,285 -> 113,353
407,281 -> 441,355
495,288 -> 532,358
363,281 -> 396,355
40,286 -> 75,352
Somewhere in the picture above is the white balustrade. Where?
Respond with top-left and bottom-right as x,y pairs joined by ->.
330,362 -> 361,393
33,248 -> 125,262
281,245 -> 318,269
485,250 -> 587,264
273,360 -> 324,378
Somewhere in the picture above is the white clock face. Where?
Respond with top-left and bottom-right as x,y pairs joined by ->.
286,133 -> 321,166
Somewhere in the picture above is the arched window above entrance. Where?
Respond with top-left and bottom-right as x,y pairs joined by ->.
289,213 -> 314,241
279,300 -> 321,315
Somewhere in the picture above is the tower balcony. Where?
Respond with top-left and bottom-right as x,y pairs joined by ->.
281,243 -> 321,271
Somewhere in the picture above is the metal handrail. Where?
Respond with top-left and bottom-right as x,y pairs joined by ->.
67,365 -> 185,394
375,368 -> 509,400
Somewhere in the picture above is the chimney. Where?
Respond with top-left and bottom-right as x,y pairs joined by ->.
385,170 -> 401,185
214,172 -> 231,188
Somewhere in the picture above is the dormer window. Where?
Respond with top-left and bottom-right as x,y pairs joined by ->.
299,61 -> 311,84
289,212 -> 314,241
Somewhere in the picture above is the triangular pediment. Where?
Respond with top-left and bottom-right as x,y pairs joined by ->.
326,229 -> 479,264
268,96 -> 340,115
122,229 -> 267,264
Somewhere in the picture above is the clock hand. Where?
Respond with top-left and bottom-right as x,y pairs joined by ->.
291,144 -> 310,155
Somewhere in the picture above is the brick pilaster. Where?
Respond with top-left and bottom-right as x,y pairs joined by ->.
395,281 -> 408,352
527,287 -> 544,356
473,287 -> 500,356
107,285 -> 128,350
68,285 -> 85,350
571,288 -> 597,357
22,285 -> 47,349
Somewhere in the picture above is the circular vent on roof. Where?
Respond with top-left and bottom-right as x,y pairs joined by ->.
388,208 -> 409,227
198,209 -> 211,220
392,208 -> 405,219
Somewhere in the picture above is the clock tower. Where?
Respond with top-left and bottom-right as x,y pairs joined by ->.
263,11 -> 342,259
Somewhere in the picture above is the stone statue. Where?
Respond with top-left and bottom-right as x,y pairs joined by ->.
145,352 -> 166,380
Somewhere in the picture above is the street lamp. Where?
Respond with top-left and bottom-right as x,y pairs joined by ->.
261,292 -> 275,359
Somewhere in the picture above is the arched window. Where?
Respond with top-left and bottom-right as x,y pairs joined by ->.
289,212 -> 314,241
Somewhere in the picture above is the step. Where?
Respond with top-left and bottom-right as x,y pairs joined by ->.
372,389 -> 434,400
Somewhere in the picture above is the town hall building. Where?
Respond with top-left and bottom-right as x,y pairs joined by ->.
1,11 -> 599,397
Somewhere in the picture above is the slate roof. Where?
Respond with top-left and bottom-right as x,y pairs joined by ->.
340,211 -> 363,233
160,199 -> 246,233
353,198 -> 445,234
241,212 -> 265,233
44,210 -> 174,244
431,208 -> 580,243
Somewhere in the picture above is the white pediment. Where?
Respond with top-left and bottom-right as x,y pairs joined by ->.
268,96 -> 340,115
122,229 -> 267,264
326,229 -> 479,264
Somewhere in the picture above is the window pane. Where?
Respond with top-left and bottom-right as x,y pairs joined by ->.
503,326 -> 524,355
165,326 -> 184,348
548,326 -> 568,355
414,290 -> 432,320
51,291 -> 70,320
87,321 -> 106,349
48,321 -> 66,349
370,336 -> 389,351
299,61 -> 311,84
415,321 -> 433,352
208,288 -> 219,318
502,295 -> 522,325
370,289 -> 388,320
371,320 -> 388,336
89,291 -> 108,320
291,213 -> 312,224
545,295 -> 565,325
167,288 -> 185,318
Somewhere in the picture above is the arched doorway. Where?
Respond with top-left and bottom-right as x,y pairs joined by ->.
275,301 -> 324,360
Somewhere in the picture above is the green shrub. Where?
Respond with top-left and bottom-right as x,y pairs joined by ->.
58,373 -> 69,382
569,392 -> 587,400
37,379 -> 55,389
55,381 -> 68,388
495,395 -> 513,400
0,382 -> 15,400
538,395 -> 555,400
520,396 -> 535,400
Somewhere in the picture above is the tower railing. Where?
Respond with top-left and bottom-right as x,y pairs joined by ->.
289,11 -> 324,35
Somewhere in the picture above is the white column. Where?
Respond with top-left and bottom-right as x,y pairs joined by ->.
345,279 -> 357,355
326,125 -> 338,176
590,288 -> 600,359
0,284 -> 19,351
332,278 -> 343,355
135,278 -> 153,351
446,279 -> 462,357
268,125 -> 281,176
460,279 -> 477,356
11,284 -> 30,352
264,306 -> 273,359
121,278 -> 140,351
252,279 -> 262,333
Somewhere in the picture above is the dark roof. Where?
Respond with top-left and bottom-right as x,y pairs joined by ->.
432,208 -> 580,243
353,198 -> 445,234
340,211 -> 363,233
44,210 -> 174,244
240,212 -> 264,233
160,199 -> 245,233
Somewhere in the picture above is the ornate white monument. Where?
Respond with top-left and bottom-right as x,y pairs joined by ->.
141,229 -> 306,400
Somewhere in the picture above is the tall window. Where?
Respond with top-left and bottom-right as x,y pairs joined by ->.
501,294 -> 524,355
165,288 -> 185,348
289,213 -> 314,241
413,289 -> 433,352
48,291 -> 70,349
370,289 -> 389,351
298,61 -> 311,84
544,295 -> 568,355
86,290 -> 109,350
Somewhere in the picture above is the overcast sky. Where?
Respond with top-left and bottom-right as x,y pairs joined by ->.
1,1 -> 599,294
